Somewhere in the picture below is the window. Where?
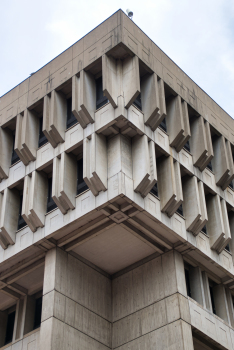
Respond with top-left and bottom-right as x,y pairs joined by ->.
183,140 -> 190,152
133,93 -> 142,110
150,183 -> 158,197
77,158 -> 88,195
33,296 -> 42,330
176,204 -> 183,216
225,244 -> 230,252
5,310 -> 15,345
66,97 -> 77,129
159,118 -> 167,132
96,76 -> 108,109
47,177 -> 57,213
11,135 -> 20,165
201,225 -> 207,235
18,194 -> 27,230
229,181 -> 234,190
209,279 -> 216,315
207,161 -> 212,171
38,117 -> 48,148
185,268 -> 192,297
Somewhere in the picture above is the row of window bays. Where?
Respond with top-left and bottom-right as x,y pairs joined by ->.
185,261 -> 234,328
2,69 -> 234,192
0,290 -> 42,348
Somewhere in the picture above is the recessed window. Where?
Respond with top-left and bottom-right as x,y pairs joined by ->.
47,177 -> 57,213
4,310 -> 15,345
77,158 -> 88,195
209,279 -> 217,315
66,98 -> 77,129
183,140 -> 190,152
96,76 -> 108,110
33,296 -> 42,330
225,244 -> 230,252
207,161 -> 212,171
11,135 -> 20,165
159,118 -> 167,132
176,204 -> 183,216
185,268 -> 192,297
150,183 -> 158,197
18,194 -> 27,230
38,117 -> 48,148
133,93 -> 142,110
201,225 -> 207,235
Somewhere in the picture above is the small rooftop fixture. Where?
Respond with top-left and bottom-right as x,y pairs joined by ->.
126,9 -> 133,19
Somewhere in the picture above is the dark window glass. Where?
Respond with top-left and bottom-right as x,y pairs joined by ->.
5,311 -> 15,345
96,76 -> 108,109
18,195 -> 27,230
176,204 -> 183,216
225,244 -> 230,252
77,158 -> 88,195
159,118 -> 167,132
209,286 -> 216,314
185,269 -> 191,297
229,181 -> 233,189
150,183 -> 158,197
11,135 -> 20,165
38,118 -> 48,148
33,296 -> 42,330
184,140 -> 190,152
47,178 -> 57,213
207,161 -> 212,171
133,93 -> 142,110
66,98 -> 77,129
201,225 -> 207,235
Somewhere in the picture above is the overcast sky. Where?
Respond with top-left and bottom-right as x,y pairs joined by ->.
0,0 -> 234,118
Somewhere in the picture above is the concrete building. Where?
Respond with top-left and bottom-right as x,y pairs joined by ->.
0,8 -> 234,350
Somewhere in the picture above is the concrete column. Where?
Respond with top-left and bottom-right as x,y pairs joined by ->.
72,70 -> 96,128
52,152 -> 77,214
213,284 -> 230,324
189,116 -> 213,171
157,156 -> 183,217
22,170 -> 48,231
122,55 -> 140,109
83,133 -> 107,196
0,187 -> 20,249
190,266 -> 205,306
225,288 -> 234,328
182,176 -> 208,235
202,271 -> 212,311
43,90 -> 66,148
102,54 -> 118,108
15,109 -> 39,165
0,127 -> 13,181
40,248 -> 112,350
14,296 -> 27,341
166,95 -> 191,152
212,136 -> 234,190
141,74 -> 166,131
206,194 -> 231,253
132,135 -> 157,198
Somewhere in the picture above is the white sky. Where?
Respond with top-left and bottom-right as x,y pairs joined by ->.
0,0 -> 234,118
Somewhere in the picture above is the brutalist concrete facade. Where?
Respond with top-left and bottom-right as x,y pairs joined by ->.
0,9 -> 234,350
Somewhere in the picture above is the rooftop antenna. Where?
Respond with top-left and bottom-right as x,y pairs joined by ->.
126,9 -> 133,20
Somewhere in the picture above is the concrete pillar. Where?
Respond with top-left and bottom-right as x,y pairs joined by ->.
14,296 -> 27,341
102,54 -> 140,110
40,248 -> 112,350
0,127 -> 13,181
43,90 -> 66,148
157,156 -> 183,217
0,187 -> 20,249
141,74 -> 166,131
132,135 -> 157,198
212,136 -> 234,190
166,95 -> 191,152
206,194 -> 231,253
22,170 -> 48,231
182,176 -> 207,235
190,116 -> 213,171
225,288 -> 234,328
202,271 -> 212,311
52,152 -> 77,214
190,266 -> 205,306
72,70 -> 96,128
83,133 -> 107,196
15,109 -> 39,165
213,284 -> 230,324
